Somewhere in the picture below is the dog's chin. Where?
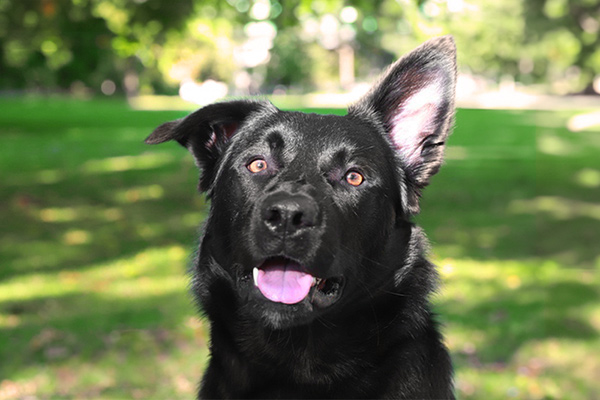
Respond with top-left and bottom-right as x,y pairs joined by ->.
237,256 -> 345,329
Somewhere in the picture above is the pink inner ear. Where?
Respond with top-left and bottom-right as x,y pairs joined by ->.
221,122 -> 239,141
204,121 -> 240,151
388,80 -> 443,167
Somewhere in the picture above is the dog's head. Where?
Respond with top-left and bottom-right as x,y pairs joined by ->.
146,36 -> 456,329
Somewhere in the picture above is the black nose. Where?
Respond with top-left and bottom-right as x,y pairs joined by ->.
261,192 -> 319,236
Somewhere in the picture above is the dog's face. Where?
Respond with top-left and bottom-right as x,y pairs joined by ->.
200,110 -> 404,327
146,36 -> 456,329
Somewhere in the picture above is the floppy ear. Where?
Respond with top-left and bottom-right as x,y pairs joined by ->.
348,35 -> 457,213
145,100 -> 273,192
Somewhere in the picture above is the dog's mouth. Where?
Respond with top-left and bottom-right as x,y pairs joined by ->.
251,257 -> 344,308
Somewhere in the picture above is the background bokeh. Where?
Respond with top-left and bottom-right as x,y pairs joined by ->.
1,1 -> 599,399
3,0 -> 600,97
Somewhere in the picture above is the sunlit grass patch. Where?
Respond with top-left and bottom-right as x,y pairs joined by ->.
0,245 -> 188,316
82,153 -> 177,174
434,257 -> 600,400
113,184 -> 166,203
0,246 -> 205,398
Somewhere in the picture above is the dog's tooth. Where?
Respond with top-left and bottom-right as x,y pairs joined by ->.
253,267 -> 259,287
317,278 -> 327,291
312,277 -> 317,287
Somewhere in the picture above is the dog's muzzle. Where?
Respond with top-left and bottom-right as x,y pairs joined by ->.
253,180 -> 323,263
261,191 -> 319,237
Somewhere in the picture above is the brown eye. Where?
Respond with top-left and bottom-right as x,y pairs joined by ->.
345,171 -> 364,186
247,158 -> 268,173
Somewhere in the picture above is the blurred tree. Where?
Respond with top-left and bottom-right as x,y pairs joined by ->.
264,30 -> 312,91
0,0 -> 195,93
0,0 -> 598,95
523,0 -> 600,93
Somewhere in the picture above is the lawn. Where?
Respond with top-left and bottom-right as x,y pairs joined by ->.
0,97 -> 598,399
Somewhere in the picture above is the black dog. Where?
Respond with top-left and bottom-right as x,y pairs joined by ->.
146,36 -> 457,399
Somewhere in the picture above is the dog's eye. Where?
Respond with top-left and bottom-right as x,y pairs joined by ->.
247,158 -> 268,173
345,170 -> 364,186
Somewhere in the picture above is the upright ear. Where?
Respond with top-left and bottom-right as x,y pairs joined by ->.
145,100 -> 274,192
348,35 -> 457,213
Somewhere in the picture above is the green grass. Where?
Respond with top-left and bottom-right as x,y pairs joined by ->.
0,97 -> 599,399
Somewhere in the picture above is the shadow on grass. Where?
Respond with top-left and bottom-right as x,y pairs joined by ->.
442,279 -> 599,362
0,289 -> 206,397
0,98 -> 207,281
419,108 -> 600,268
1,290 -> 199,362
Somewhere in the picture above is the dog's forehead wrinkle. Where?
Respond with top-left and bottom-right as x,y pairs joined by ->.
266,130 -> 284,149
264,112 -> 387,169
318,143 -> 355,169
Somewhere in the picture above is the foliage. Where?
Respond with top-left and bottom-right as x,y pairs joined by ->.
1,0 -> 599,94
0,0 -> 196,92
523,0 -> 600,93
265,30 -> 313,90
0,97 -> 599,398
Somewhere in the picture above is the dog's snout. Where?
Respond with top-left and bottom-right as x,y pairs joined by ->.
262,193 -> 319,235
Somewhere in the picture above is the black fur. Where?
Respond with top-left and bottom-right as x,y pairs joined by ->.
146,36 -> 457,399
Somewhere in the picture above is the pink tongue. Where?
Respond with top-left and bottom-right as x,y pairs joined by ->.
256,260 -> 313,304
